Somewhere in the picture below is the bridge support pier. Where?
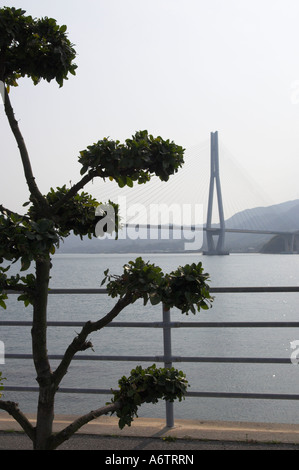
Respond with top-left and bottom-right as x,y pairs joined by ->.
283,233 -> 296,253
203,131 -> 229,255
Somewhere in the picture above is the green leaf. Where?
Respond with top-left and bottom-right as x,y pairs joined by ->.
20,257 -> 31,271
126,177 -> 133,188
80,165 -> 88,175
117,177 -> 125,188
149,294 -> 161,305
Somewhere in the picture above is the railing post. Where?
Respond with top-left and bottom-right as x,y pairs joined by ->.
162,303 -> 174,427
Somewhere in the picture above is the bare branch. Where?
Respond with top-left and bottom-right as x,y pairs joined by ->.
52,293 -> 132,389
51,172 -> 97,214
0,400 -> 35,442
0,204 -> 29,221
48,402 -> 121,449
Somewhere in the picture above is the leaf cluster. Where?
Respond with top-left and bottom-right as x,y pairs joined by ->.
109,365 -> 188,429
0,213 -> 58,271
0,7 -> 77,87
163,263 -> 213,314
0,269 -> 36,309
0,211 -> 57,309
101,257 -> 213,314
102,257 -> 164,304
78,130 -> 185,187
28,186 -> 120,239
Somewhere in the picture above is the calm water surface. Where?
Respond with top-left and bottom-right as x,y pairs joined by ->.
2,252 -> 299,424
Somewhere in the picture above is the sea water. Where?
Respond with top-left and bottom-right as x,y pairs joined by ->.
2,252 -> 299,424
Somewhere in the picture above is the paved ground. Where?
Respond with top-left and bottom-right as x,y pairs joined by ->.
2,431 -> 299,451
2,414 -> 299,451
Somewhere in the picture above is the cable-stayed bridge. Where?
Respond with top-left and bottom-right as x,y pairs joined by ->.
92,131 -> 299,254
201,131 -> 299,254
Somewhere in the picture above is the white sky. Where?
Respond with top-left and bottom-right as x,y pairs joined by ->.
1,0 -> 299,221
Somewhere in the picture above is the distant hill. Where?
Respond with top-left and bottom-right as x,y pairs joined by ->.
56,231 -> 185,254
226,199 -> 299,232
56,199 -> 299,254
222,199 -> 299,252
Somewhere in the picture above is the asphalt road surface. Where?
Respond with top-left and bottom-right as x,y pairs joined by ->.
1,432 -> 299,451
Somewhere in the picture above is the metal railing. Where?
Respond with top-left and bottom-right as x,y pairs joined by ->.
2,285 -> 299,427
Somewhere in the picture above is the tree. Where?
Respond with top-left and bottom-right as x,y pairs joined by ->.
0,7 -> 213,450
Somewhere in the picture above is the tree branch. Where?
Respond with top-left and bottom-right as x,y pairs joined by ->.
51,172 -> 97,214
0,204 -> 29,221
52,293 -> 133,390
0,400 -> 35,442
4,89 -> 48,212
48,402 -> 121,449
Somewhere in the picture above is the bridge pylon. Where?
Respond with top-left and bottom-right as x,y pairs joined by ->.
203,131 -> 229,255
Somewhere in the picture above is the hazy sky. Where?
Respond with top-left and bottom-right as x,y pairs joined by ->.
1,0 -> 299,222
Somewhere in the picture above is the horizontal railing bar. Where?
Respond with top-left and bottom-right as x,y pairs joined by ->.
4,386 -> 112,394
57,388 -> 112,394
5,353 -> 164,362
4,353 -> 292,364
5,286 -> 299,295
5,386 -> 299,401
210,286 -> 299,293
49,288 -> 107,294
44,286 -> 299,294
186,392 -> 299,400
2,320 -> 299,328
172,322 -> 299,328
0,321 -> 166,328
175,357 -> 292,364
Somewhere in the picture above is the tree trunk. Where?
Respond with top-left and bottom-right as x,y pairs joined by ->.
31,257 -> 54,450
35,385 -> 55,449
